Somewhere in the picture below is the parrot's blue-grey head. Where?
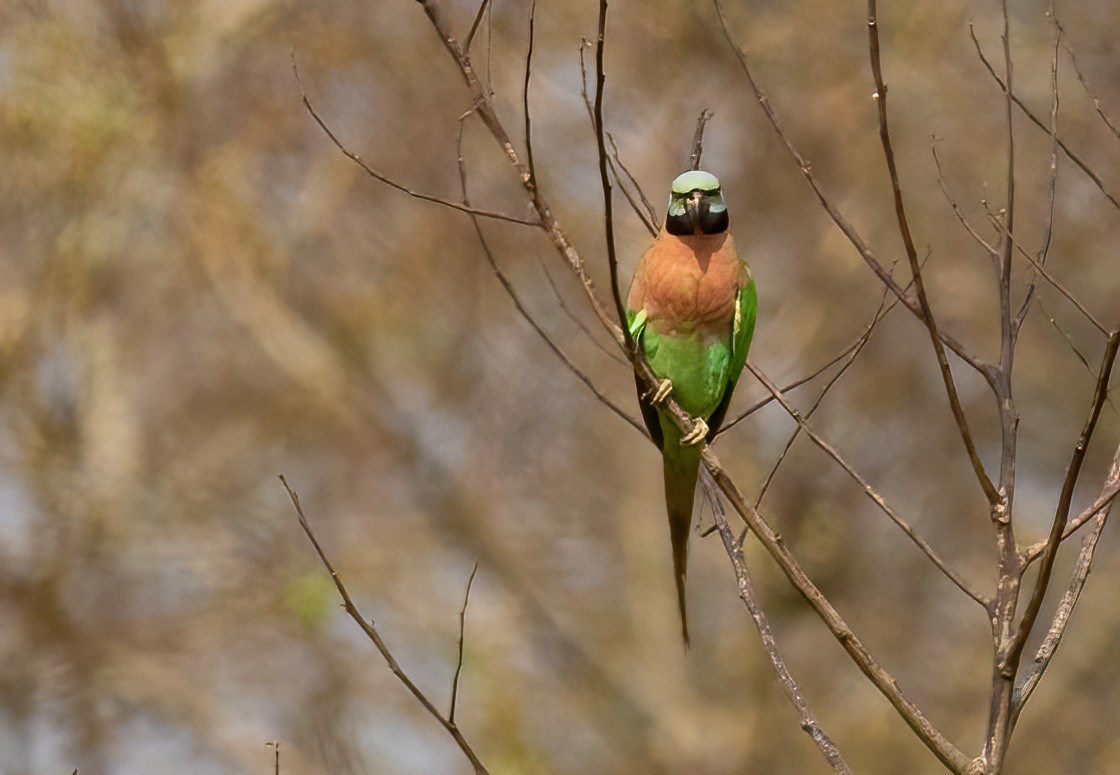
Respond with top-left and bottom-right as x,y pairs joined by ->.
665,170 -> 728,236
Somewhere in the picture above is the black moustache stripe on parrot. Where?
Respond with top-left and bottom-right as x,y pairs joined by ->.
665,190 -> 729,236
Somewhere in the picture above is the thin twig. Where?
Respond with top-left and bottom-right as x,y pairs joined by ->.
522,1 -> 537,187
455,112 -> 644,433
932,138 -> 1001,258
1003,328 -> 1120,674
941,127 -> 1107,338
464,0 -> 491,54
867,0 -> 999,506
1012,442 -> 1120,727
688,109 -> 715,170
538,257 -> 627,364
449,561 -> 479,724
755,286 -> 895,507
280,476 -> 490,775
594,0 -> 631,354
417,0 -> 626,345
580,45 -> 659,236
701,472 -> 853,774
292,54 -> 538,227
1038,299 -> 1094,375
746,361 -> 989,608
1057,17 -> 1120,142
719,295 -> 901,433
1012,26 -> 1061,334
607,132 -> 659,235
700,453 -> 973,773
714,0 -> 992,386
969,22 -> 1120,213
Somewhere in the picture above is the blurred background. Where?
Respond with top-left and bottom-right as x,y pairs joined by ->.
1,0 -> 1118,772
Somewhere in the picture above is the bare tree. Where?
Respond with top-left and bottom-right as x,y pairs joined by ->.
293,0 -> 1119,772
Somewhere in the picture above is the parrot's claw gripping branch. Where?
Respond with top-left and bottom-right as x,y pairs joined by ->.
681,418 -> 710,447
645,378 -> 673,404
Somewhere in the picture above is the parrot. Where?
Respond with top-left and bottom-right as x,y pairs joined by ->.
626,169 -> 757,648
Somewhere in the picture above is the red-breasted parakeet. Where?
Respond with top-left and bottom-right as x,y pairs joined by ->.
626,169 -> 757,647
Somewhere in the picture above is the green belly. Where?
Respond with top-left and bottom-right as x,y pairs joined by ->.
642,330 -> 731,420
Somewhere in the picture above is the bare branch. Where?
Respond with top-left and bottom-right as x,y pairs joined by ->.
1057,17 -> 1120,142
714,0 -> 993,385
719,287 -> 906,433
413,8 -> 969,768
867,0 -> 999,506
1012,443 -> 1120,726
455,113 -> 644,434
688,109 -> 715,170
701,472 -> 853,774
1013,27 -> 1061,334
522,1 -> 537,187
1004,327 -> 1120,673
464,0 -> 491,54
932,138 -> 1001,257
969,22 -> 1120,213
538,257 -> 628,365
981,4 -> 1027,766
280,476 -> 490,775
291,53 -> 539,227
450,561 -> 479,724
701,452 -> 973,773
746,361 -> 989,607
755,286 -> 894,508
593,0 -> 632,355
607,132 -> 659,235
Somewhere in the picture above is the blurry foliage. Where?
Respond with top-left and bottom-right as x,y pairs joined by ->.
0,0 -> 1117,772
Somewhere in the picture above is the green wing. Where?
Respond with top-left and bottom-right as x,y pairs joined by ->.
628,308 -> 666,450
706,270 -> 757,438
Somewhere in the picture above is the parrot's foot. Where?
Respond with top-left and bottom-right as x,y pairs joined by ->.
645,378 -> 673,404
681,418 -> 709,446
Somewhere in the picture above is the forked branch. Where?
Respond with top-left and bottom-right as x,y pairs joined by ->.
280,476 -> 490,775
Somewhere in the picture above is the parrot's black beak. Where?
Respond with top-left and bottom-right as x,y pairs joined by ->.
685,191 -> 704,234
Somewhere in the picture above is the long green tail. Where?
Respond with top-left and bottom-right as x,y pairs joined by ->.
662,438 -> 701,650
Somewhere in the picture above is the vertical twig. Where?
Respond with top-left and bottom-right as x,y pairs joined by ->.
1013,23 -> 1061,332
867,0 -> 1000,506
522,1 -> 538,185
688,109 -> 715,170
450,561 -> 480,724
1004,328 -> 1120,672
593,0 -> 631,354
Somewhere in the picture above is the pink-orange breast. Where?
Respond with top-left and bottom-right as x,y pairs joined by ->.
628,231 -> 743,337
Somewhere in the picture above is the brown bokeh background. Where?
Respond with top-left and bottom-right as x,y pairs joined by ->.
2,0 -> 1118,772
